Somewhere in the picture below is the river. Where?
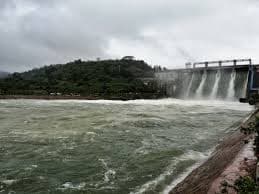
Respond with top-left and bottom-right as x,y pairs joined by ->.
0,99 -> 253,194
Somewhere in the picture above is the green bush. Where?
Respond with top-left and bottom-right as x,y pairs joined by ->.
234,176 -> 258,194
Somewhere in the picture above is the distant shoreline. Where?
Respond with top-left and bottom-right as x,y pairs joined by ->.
0,95 -> 100,100
0,95 -> 161,101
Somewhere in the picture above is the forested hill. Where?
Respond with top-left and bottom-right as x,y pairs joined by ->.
0,59 -> 164,99
0,71 -> 9,78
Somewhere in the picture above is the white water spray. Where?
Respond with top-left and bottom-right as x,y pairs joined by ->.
195,71 -> 207,99
242,73 -> 248,98
227,70 -> 236,100
185,73 -> 194,99
209,70 -> 221,99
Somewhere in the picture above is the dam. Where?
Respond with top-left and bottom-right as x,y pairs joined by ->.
155,59 -> 255,100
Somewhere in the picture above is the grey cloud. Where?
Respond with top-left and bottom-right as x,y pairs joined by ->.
0,0 -> 15,9
0,0 -> 259,72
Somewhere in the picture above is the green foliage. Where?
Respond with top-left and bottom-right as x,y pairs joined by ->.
0,59 -> 164,99
234,176 -> 259,194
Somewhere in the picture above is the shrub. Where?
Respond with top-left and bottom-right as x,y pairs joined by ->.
234,176 -> 258,194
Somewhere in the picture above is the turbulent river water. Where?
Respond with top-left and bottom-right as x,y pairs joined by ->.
0,99 -> 253,194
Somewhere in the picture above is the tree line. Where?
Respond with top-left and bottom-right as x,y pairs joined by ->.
0,59 -> 166,99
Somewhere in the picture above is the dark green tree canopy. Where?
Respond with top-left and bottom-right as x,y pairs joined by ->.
0,59 -> 165,99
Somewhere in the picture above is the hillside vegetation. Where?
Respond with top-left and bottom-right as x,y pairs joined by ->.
0,71 -> 9,78
0,59 -> 164,99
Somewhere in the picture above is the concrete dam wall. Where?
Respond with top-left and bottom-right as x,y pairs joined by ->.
155,67 -> 248,100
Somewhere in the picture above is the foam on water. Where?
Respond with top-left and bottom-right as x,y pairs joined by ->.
0,99 -> 253,194
1,99 -> 252,112
1,180 -> 17,186
162,149 -> 213,194
58,182 -> 86,191
132,149 -> 212,194
99,159 -> 116,183
104,170 -> 116,183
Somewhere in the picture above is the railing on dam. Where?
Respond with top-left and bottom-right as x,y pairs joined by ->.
158,59 -> 254,73
154,59 -> 257,100
190,59 -> 252,69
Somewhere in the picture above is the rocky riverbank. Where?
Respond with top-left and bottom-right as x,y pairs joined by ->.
170,109 -> 258,194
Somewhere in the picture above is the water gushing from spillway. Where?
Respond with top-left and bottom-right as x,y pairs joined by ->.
242,72 -> 249,98
210,70 -> 221,99
185,73 -> 194,99
155,68 -> 249,101
195,71 -> 207,99
227,70 -> 236,100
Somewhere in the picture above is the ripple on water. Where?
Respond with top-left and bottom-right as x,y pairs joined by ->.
132,149 -> 212,194
0,99 -> 252,194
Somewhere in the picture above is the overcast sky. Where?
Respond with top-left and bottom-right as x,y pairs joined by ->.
0,0 -> 259,72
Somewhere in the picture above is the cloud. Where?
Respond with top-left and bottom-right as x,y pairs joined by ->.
0,0 -> 258,72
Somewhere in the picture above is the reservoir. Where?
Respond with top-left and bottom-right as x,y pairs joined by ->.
0,99 -> 253,193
